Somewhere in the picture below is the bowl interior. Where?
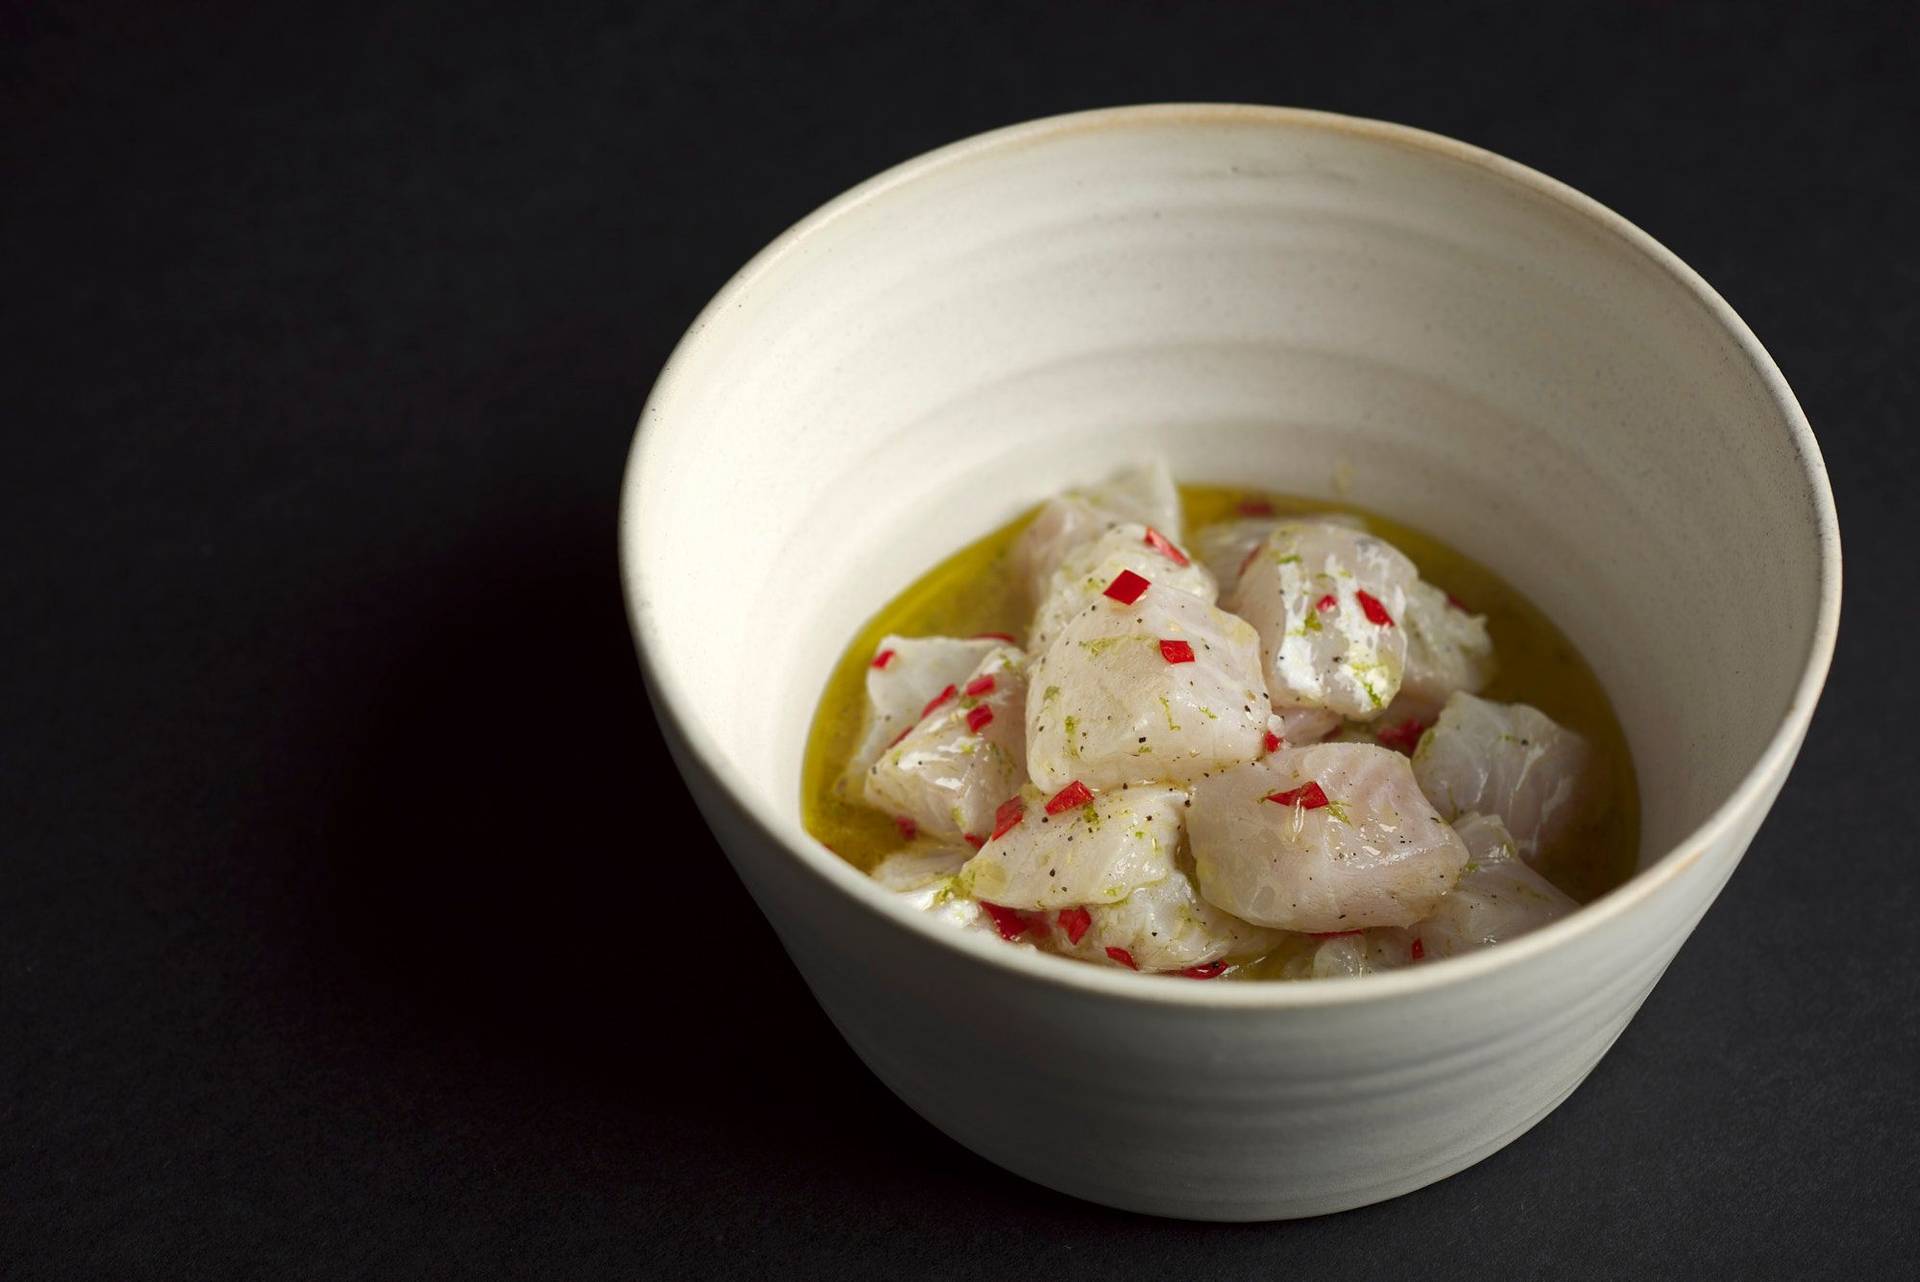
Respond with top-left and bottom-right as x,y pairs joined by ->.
626,106 -> 1832,887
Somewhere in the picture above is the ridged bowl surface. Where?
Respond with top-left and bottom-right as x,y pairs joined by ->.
620,105 -> 1840,1220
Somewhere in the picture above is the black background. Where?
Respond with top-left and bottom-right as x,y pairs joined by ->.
5,2 -> 1916,1277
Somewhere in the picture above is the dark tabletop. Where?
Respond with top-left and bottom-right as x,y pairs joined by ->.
4,2 -> 1916,1277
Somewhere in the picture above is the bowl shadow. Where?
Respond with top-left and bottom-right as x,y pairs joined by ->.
313,510 -> 1001,1181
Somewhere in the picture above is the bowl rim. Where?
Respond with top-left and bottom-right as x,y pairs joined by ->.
618,103 -> 1842,1008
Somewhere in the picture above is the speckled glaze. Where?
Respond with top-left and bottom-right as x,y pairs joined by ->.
619,106 -> 1840,1220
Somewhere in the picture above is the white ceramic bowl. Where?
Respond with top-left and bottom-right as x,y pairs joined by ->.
619,105 -> 1840,1220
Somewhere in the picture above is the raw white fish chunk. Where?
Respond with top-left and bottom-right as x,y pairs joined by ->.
1012,460 -> 1185,603
959,783 -> 1184,909
1049,868 -> 1283,971
847,634 -> 1005,779
1412,692 -> 1598,864
1027,580 -> 1268,792
862,645 -> 1029,844
1233,521 -> 1418,721
1391,580 -> 1495,721
1193,512 -> 1369,603
1305,929 -> 1416,978
870,844 -> 972,892
869,846 -> 991,933
1084,458 -> 1183,538
1193,518 -> 1283,600
1413,813 -> 1578,957
1027,523 -> 1216,655
1270,705 -> 1343,748
1188,741 -> 1468,931
1014,497 -> 1129,607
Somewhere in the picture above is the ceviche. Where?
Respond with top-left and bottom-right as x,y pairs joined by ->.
802,462 -> 1637,981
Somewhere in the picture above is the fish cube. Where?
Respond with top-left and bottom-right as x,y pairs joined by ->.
1188,741 -> 1468,931
862,644 -> 1029,844
847,634 -> 1006,779
1027,523 -> 1216,655
1194,512 -> 1369,604
1411,691 -> 1599,865
870,846 -> 992,934
1012,460 -> 1184,604
959,782 -> 1184,909
1412,813 -> 1578,957
1027,580 -> 1268,791
1047,868 -> 1282,971
1232,521 -> 1418,720
1390,580 -> 1494,721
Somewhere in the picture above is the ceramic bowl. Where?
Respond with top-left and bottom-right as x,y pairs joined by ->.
619,105 -> 1840,1220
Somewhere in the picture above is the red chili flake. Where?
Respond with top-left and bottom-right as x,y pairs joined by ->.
1314,593 -> 1338,612
1057,906 -> 1092,945
1265,781 -> 1330,810
963,833 -> 985,850
1143,526 -> 1190,567
1159,639 -> 1195,664
1262,730 -> 1282,753
1355,589 -> 1395,627
871,648 -> 895,669
965,705 -> 994,734
1310,929 -> 1365,940
1180,961 -> 1228,979
1376,718 -> 1429,755
981,902 -> 1030,941
964,674 -> 997,697
1045,780 -> 1095,814
892,815 -> 917,840
971,631 -> 1018,642
1105,946 -> 1138,970
1238,498 -> 1275,516
1102,569 -> 1151,604
1444,594 -> 1466,612
1411,937 -> 1427,961
991,796 -> 1026,841
920,685 -> 957,719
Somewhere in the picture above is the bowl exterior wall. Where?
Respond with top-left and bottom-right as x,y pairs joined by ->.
661,690 -> 1793,1220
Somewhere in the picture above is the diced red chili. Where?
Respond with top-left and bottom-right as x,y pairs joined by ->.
1180,961 -> 1228,979
871,648 -> 895,669
1265,781 -> 1330,810
963,833 -> 984,850
971,631 -> 1018,642
991,796 -> 1026,840
1238,499 -> 1275,516
981,902 -> 1030,941
892,815 -> 917,840
1102,569 -> 1151,604
1356,589 -> 1395,627
1159,639 -> 1195,664
1314,593 -> 1338,612
1057,906 -> 1092,944
1376,718 -> 1428,755
1310,929 -> 1364,940
1143,526 -> 1190,567
1045,780 -> 1095,814
964,674 -> 997,697
1263,730 -> 1281,753
1411,938 -> 1427,961
965,705 -> 994,734
920,685 -> 957,719
1105,946 -> 1138,970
